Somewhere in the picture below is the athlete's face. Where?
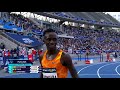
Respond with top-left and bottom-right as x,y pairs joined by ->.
44,32 -> 58,50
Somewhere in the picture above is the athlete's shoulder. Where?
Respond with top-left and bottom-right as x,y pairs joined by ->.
60,50 -> 73,66
61,50 -> 72,60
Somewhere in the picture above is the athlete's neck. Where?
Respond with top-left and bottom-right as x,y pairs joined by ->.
47,48 -> 58,55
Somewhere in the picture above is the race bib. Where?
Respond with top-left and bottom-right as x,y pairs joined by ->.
42,68 -> 57,78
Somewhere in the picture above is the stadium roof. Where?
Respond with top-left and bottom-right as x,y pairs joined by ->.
32,12 -> 120,28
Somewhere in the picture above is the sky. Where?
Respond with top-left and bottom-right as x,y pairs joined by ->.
105,12 -> 120,21
106,12 -> 120,15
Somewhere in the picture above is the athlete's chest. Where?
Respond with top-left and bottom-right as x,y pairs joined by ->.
42,58 -> 60,67
46,54 -> 57,60
42,50 -> 64,66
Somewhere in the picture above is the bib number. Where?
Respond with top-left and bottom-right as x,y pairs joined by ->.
42,68 -> 57,78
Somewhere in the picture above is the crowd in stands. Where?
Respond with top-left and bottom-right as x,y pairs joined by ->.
0,43 -> 43,68
0,12 -> 120,56
58,24 -> 120,54
0,12 -> 42,40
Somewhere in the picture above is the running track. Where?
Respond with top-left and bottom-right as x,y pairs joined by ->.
68,61 -> 120,78
1,61 -> 120,78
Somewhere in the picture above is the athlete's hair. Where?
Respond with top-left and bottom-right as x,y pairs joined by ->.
43,28 -> 56,36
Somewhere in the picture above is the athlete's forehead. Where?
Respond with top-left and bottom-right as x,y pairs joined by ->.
44,32 -> 58,38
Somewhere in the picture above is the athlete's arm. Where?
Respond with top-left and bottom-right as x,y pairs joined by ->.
61,53 -> 79,78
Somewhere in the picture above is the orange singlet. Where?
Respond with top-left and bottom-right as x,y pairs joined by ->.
41,50 -> 68,78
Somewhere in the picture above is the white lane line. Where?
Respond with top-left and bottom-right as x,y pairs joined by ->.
97,62 -> 120,78
77,62 -> 107,74
115,65 -> 120,76
77,65 -> 93,74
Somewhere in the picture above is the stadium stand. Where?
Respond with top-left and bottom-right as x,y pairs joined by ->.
0,12 -> 120,78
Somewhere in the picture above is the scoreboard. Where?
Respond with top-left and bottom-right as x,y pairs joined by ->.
7,60 -> 56,75
8,66 -> 41,73
8,60 -> 42,73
